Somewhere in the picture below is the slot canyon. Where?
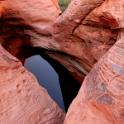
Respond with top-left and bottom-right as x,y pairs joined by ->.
0,0 -> 124,124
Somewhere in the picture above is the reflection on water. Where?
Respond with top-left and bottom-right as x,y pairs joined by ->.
24,55 -> 65,110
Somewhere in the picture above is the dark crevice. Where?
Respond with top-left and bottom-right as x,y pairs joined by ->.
19,46 -> 81,111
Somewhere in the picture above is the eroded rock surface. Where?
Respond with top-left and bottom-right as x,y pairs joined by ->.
64,31 -> 124,124
63,0 -> 124,124
0,0 -> 124,124
0,0 -> 119,83
0,44 -> 65,124
53,0 -> 120,80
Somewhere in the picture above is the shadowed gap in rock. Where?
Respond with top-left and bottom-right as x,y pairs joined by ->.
21,47 -> 81,111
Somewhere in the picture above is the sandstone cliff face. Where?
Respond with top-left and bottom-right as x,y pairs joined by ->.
0,0 -> 124,124
0,44 -> 65,124
53,0 -> 119,81
0,0 -> 118,83
0,0 -> 59,56
63,0 -> 124,124
0,1 -> 66,123
64,31 -> 124,124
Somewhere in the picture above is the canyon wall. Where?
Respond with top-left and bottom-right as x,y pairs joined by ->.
64,0 -> 124,124
0,0 -> 118,83
0,45 -> 65,124
0,0 -> 65,124
0,0 -> 124,124
64,31 -> 124,124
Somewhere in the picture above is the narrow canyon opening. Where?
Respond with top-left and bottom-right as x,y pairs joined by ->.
22,47 -> 81,111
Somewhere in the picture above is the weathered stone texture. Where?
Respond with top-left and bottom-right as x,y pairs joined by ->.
0,45 -> 65,124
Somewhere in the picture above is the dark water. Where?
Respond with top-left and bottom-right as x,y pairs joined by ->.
24,48 -> 80,111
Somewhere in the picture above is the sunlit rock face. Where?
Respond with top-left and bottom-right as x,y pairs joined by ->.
53,0 -> 119,77
0,0 -> 61,48
0,45 -> 65,124
64,32 -> 124,124
0,2 -> 65,123
63,0 -> 124,124
0,0 -> 124,124
0,0 -> 118,84
0,0 -> 85,83
0,0 -> 71,80
0,0 -> 120,83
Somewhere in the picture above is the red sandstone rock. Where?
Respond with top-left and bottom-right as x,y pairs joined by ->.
62,0 -> 124,123
0,0 -> 122,81
64,31 -> 124,124
0,44 -> 65,124
84,0 -> 124,29
0,0 -> 118,83
0,0 -> 124,124
53,0 -> 118,77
